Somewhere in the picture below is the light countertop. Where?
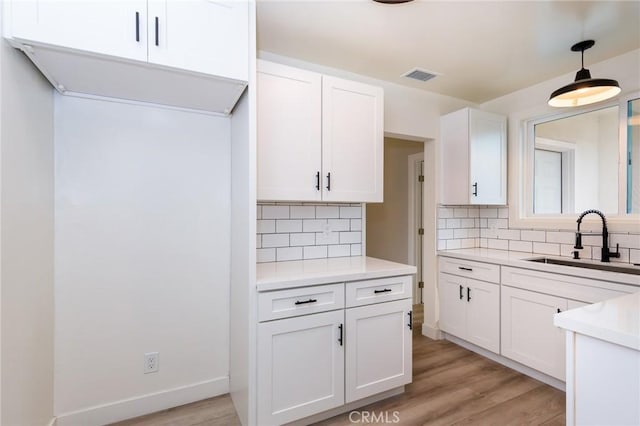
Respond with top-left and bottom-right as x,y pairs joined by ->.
257,256 -> 417,291
438,248 -> 640,287
554,291 -> 640,351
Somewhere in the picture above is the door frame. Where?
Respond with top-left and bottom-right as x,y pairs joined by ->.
407,152 -> 424,303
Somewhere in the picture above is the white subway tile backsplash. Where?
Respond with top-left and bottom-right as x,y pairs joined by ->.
262,233 -> 289,248
454,208 -> 468,218
304,245 -> 327,260
479,238 -> 488,248
256,205 -> 262,220
487,218 -> 508,229
437,240 -> 447,250
438,207 -> 453,218
276,219 -> 302,233
438,229 -> 454,239
468,229 -> 480,238
438,219 -> 447,229
478,218 -> 488,228
460,239 -> 476,249
446,239 -> 462,250
350,219 -> 362,231
340,231 -> 361,244
351,244 -> 362,256
546,231 -> 575,245
290,206 -> 316,219
533,242 -> 560,256
316,232 -> 340,245
610,248 -> 630,264
488,239 -> 508,250
257,248 -> 275,263
521,230 -> 546,242
480,228 -> 497,239
316,206 -> 340,218
497,229 -> 520,240
468,207 -> 480,217
328,219 -> 350,232
454,228 -> 468,239
257,220 -> 275,234
290,233 -> 315,247
461,218 -> 475,228
479,208 -> 498,218
303,219 -> 327,233
498,207 -> 509,219
328,244 -> 351,258
340,206 -> 362,219
277,247 -> 303,261
610,234 -> 640,250
630,249 -> 640,264
446,218 -> 461,228
262,205 -> 289,219
509,240 -> 532,253
256,234 -> 262,249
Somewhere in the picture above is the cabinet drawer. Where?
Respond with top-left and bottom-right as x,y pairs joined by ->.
345,276 -> 411,308
258,283 -> 345,322
439,256 -> 500,283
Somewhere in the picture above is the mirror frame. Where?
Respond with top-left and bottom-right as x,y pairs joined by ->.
510,90 -> 640,233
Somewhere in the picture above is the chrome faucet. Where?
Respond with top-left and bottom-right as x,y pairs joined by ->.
574,209 -> 620,263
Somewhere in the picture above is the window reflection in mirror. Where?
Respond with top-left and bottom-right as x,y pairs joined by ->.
627,98 -> 640,213
533,106 -> 619,215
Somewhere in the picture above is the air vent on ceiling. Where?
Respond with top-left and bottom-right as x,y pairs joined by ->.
402,68 -> 439,82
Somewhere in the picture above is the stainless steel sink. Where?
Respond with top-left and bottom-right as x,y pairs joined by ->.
526,257 -> 640,276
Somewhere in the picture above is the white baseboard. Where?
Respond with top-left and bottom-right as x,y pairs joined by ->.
444,334 -> 566,391
55,376 -> 229,426
422,322 -> 443,340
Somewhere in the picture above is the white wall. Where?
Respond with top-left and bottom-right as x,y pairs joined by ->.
0,34 -> 55,426
54,95 -> 231,425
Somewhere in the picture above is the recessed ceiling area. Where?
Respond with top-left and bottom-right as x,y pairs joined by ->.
257,1 -> 640,104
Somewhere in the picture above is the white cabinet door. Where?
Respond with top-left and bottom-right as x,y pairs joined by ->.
438,273 -> 467,339
468,109 -> 507,205
501,286 -> 567,380
147,0 -> 248,81
8,0 -> 148,61
345,299 -> 412,403
257,61 -> 322,201
465,278 -> 500,353
322,76 -> 383,203
257,310 -> 344,425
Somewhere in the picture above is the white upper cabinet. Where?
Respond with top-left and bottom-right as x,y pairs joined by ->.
6,0 -> 148,61
3,0 -> 248,114
257,60 -> 384,203
147,0 -> 248,81
257,61 -> 322,201
440,108 -> 507,205
322,76 -> 384,203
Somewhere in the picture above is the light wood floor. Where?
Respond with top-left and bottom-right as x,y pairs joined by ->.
114,304 -> 565,426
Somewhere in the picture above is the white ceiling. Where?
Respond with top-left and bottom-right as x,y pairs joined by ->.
257,0 -> 640,104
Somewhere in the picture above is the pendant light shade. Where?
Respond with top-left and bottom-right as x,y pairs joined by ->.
548,40 -> 621,108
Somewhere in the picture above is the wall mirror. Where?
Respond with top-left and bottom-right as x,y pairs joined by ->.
524,93 -> 639,221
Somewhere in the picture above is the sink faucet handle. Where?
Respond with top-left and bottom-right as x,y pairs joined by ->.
574,232 -> 583,250
611,243 -> 621,259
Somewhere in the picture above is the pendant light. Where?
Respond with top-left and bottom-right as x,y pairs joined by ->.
548,40 -> 621,108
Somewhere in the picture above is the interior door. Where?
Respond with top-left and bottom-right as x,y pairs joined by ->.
345,299 -> 412,403
9,0 -> 148,61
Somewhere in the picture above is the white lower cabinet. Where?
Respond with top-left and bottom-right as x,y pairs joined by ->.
439,272 -> 500,353
345,298 -> 412,403
501,285 -> 567,381
257,277 -> 413,425
257,310 -> 345,425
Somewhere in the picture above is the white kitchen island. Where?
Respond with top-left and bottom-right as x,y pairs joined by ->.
554,291 -> 640,426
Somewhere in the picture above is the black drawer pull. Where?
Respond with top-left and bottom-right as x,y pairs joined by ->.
408,311 -> 413,330
326,172 -> 331,191
459,285 -> 464,300
338,324 -> 343,346
135,12 -> 140,42
294,298 -> 317,305
467,287 -> 471,302
458,266 -> 473,272
155,16 -> 159,46
374,288 -> 392,294
557,308 -> 561,314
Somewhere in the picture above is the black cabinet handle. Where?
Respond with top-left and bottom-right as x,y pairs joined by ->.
135,12 -> 140,42
326,172 -> 331,191
408,311 -> 413,330
472,182 -> 478,197
374,288 -> 392,294
557,308 -> 561,313
459,285 -> 464,300
154,16 -> 159,46
315,171 -> 320,191
458,266 -> 473,272
338,324 -> 343,346
467,287 -> 471,302
294,298 -> 317,305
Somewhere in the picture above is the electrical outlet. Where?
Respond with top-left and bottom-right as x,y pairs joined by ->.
144,352 -> 159,374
